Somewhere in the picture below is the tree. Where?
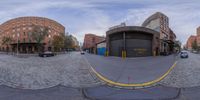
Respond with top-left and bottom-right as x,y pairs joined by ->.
64,35 -> 73,50
1,36 -> 13,52
31,25 -> 49,52
52,35 -> 65,52
192,39 -> 198,50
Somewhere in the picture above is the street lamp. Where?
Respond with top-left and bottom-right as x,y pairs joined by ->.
12,34 -> 15,54
48,34 -> 51,51
17,33 -> 19,55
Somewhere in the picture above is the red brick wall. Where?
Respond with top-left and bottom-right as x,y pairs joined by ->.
0,16 -> 65,50
83,34 -> 105,49
197,36 -> 200,46
186,35 -> 197,50
197,27 -> 200,36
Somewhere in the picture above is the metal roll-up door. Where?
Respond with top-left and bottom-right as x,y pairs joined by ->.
125,32 -> 153,57
126,39 -> 152,57
110,40 -> 123,56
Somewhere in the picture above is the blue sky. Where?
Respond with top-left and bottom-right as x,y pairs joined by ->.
1,0 -> 200,45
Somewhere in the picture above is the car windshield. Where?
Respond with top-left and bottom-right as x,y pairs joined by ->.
181,52 -> 187,54
1,1 -> 200,100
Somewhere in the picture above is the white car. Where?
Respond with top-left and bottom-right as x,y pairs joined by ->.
180,51 -> 188,58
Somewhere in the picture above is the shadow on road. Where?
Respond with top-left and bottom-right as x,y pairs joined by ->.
0,84 -> 200,100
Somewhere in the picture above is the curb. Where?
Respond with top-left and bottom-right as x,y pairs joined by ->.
89,59 -> 178,87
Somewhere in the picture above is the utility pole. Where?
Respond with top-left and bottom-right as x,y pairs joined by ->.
17,33 -> 19,55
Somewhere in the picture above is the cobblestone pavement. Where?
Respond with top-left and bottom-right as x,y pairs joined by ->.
160,52 -> 200,87
1,52 -> 200,99
0,52 -> 102,89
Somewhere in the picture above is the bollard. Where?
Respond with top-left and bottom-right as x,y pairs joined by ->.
153,51 -> 156,56
105,51 -> 109,57
122,50 -> 126,59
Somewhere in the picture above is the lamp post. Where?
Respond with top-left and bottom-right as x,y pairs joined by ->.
17,33 -> 19,55
48,34 -> 51,51
12,34 -> 15,54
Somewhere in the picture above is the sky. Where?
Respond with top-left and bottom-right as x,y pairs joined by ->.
0,0 -> 200,45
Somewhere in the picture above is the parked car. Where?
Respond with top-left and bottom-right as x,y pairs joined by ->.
180,51 -> 188,58
80,51 -> 85,55
192,50 -> 198,54
39,51 -> 55,57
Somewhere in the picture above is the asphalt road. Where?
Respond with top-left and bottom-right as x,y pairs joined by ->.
1,84 -> 200,100
84,54 -> 176,84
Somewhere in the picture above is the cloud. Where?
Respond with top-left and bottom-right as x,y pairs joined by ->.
122,1 -> 200,45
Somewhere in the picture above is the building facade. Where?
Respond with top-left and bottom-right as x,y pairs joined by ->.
196,27 -> 200,46
83,34 -> 105,53
0,16 -> 65,53
186,35 -> 197,50
186,26 -> 200,51
142,12 -> 176,55
96,40 -> 106,56
106,26 -> 160,57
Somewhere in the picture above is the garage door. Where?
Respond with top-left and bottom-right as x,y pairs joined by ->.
126,39 -> 152,57
110,40 -> 123,57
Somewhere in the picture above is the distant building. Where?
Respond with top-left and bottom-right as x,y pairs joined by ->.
196,27 -> 200,46
142,12 -> 177,55
83,34 -> 105,53
186,35 -> 197,50
96,40 -> 106,56
186,26 -> 200,51
197,26 -> 200,35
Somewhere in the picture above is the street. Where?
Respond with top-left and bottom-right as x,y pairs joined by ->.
0,52 -> 101,89
0,52 -> 200,99
160,51 -> 200,87
84,53 -> 176,85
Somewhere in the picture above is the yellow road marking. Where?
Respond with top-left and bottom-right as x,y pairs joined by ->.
90,61 -> 177,87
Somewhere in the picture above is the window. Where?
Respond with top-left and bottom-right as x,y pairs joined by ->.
17,28 -> 20,31
28,27 -> 32,30
40,28 -> 44,31
23,38 -> 25,43
24,32 -> 26,36
29,39 -> 31,43
28,32 -> 32,36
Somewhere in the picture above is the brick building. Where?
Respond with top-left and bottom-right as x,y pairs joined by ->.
0,16 -> 65,53
83,34 -> 105,53
186,35 -> 197,50
196,27 -> 200,46
142,12 -> 177,55
186,26 -> 200,50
